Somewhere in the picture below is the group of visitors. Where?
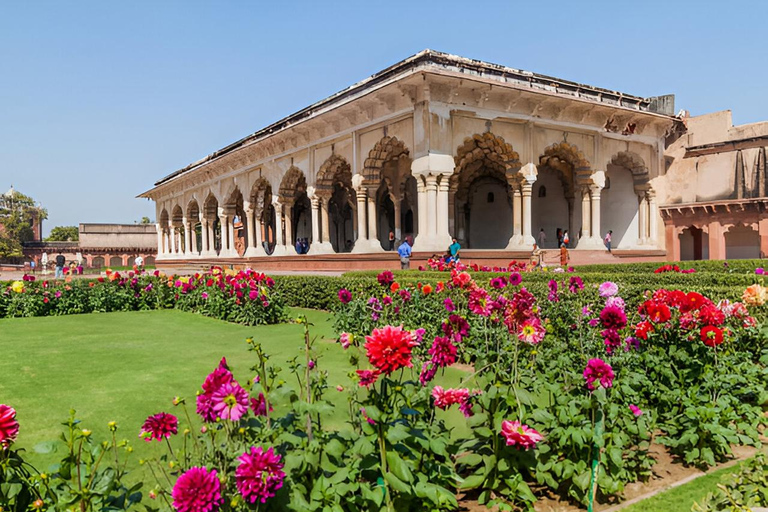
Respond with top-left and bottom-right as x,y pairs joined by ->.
294,238 -> 310,254
537,227 -> 614,253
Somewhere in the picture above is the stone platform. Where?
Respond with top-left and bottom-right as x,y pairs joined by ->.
155,249 -> 668,273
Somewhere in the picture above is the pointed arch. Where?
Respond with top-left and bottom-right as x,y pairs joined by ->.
362,136 -> 410,186
608,151 -> 650,189
279,166 -> 308,203
316,154 -> 353,197
186,198 -> 200,220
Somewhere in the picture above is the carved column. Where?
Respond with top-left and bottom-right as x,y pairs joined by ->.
156,224 -> 164,257
590,184 -> 603,243
310,197 -> 320,246
227,217 -> 235,256
321,200 -> 330,243
183,218 -> 191,254
513,186 -> 522,239
416,179 -> 427,241
218,212 -> 228,256
521,183 -> 535,246
367,193 -> 377,247
637,193 -> 648,246
168,223 -> 175,256
355,189 -> 367,245
272,202 -> 286,255
425,175 -> 437,241
648,191 -> 659,247
580,186 -> 591,240
285,206 -> 294,248
436,175 -> 451,245
393,196 -> 402,241
242,207 -> 255,257
207,220 -> 215,255
253,211 -> 265,255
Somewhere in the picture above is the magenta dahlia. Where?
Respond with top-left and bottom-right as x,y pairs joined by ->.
211,382 -> 249,421
139,412 -> 178,442
172,467 -> 222,512
0,404 -> 20,449
236,446 -> 285,504
583,358 -> 615,391
428,336 -> 458,367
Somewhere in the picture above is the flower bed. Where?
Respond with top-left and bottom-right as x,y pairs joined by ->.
2,266 -> 766,511
0,268 -> 286,325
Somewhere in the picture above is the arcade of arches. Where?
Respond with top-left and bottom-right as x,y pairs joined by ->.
154,134 -> 663,260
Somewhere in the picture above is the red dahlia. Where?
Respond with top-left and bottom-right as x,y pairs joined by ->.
364,325 -> 417,375
0,404 -> 20,449
700,325 -> 724,347
140,412 -> 178,442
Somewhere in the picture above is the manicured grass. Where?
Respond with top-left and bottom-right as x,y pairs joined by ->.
0,309 -> 467,472
622,458 -> 754,512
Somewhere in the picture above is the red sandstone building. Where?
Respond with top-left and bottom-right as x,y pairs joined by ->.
23,223 -> 157,269
662,111 -> 768,261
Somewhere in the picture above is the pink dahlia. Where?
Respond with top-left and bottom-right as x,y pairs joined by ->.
468,287 -> 492,317
172,467 -> 222,512
431,386 -> 469,410
583,358 -> 615,391
428,336 -> 458,367
356,369 -> 379,387
196,394 -> 217,423
364,325 -> 418,375
598,281 -> 619,298
236,446 -> 285,504
419,361 -> 437,386
339,332 -> 353,349
211,382 -> 249,421
0,404 -> 20,449
377,271 -> 395,286
508,272 -> 522,286
338,288 -> 352,304
500,420 -> 543,450
599,305 -> 627,330
139,412 -> 178,442
629,404 -> 643,417
518,318 -> 545,344
250,393 -> 272,417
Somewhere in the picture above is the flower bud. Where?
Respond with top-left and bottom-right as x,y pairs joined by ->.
81,429 -> 92,437
107,421 -> 118,432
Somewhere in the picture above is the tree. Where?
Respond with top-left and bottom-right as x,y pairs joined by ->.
140,216 -> 152,224
0,189 -> 47,260
46,226 -> 79,242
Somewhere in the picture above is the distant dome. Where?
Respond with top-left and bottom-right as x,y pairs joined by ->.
3,185 -> 15,198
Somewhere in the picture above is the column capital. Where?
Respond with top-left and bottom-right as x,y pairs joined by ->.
519,162 -> 538,185
589,183 -> 604,195
411,153 -> 455,177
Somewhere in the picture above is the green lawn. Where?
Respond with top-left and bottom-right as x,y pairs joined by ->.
622,453 -> 765,512
0,308 -> 468,472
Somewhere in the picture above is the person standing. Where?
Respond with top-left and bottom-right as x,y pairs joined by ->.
398,236 -> 412,269
604,230 -> 613,253
135,255 -> 144,272
388,231 -> 395,251
537,228 -> 547,248
559,243 -> 569,267
55,252 -> 66,279
563,230 -> 570,247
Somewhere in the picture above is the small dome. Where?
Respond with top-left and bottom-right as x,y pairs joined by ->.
4,185 -> 14,198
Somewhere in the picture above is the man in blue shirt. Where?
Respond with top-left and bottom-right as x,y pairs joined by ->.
449,238 -> 461,263
397,237 -> 412,269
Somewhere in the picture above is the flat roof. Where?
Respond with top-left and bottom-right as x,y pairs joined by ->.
150,49 -> 675,190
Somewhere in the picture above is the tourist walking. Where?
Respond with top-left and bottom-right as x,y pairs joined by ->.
398,236 -> 412,269
559,243 -> 569,267
388,231 -> 395,251
54,252 -> 66,279
537,228 -> 547,248
562,230 -> 570,247
604,230 -> 613,253
556,228 -> 563,248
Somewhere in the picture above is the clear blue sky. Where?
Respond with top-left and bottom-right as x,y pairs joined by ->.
2,0 -> 767,234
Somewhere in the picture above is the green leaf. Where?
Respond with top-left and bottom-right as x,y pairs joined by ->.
383,471 -> 411,494
386,451 -> 414,483
459,473 -> 486,490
